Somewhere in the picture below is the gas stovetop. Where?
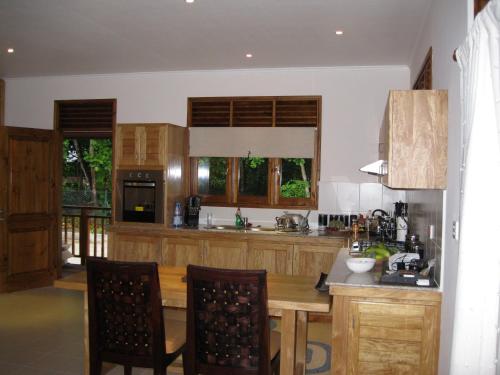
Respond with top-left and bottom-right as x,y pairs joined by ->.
380,269 -> 434,287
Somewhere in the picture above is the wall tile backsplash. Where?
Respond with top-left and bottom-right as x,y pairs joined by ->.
318,181 -> 407,216
407,189 -> 444,287
201,181 -> 407,229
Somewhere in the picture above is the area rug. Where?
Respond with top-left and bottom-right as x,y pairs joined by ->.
271,320 -> 332,375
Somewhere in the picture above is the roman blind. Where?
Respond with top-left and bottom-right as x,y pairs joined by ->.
189,127 -> 316,158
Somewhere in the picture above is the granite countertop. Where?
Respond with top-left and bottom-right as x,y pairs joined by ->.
110,221 -> 352,240
194,226 -> 351,238
325,248 -> 440,291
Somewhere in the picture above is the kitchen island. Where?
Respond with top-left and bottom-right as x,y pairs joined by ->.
326,249 -> 442,375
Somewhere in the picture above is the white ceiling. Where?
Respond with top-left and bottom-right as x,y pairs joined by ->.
0,0 -> 432,78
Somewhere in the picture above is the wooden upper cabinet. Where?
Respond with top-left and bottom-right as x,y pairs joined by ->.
380,90 -> 448,189
115,125 -> 140,167
115,123 -> 175,169
188,96 -> 321,128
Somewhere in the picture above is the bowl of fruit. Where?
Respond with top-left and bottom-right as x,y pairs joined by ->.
346,257 -> 376,273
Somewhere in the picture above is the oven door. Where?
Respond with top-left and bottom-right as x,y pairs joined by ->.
116,170 -> 165,224
122,181 -> 157,223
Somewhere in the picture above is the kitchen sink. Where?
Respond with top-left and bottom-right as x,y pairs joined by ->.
206,225 -> 243,230
248,226 -> 277,232
205,225 -> 278,233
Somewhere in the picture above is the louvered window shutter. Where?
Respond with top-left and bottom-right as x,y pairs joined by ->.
57,99 -> 115,137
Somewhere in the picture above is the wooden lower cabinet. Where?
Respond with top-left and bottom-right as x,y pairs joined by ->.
247,240 -> 293,275
108,227 -> 345,276
204,239 -> 248,269
162,237 -> 204,267
331,288 -> 441,375
293,241 -> 343,277
109,233 -> 163,263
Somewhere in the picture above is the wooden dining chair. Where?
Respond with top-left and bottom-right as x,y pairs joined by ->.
185,264 -> 280,375
86,258 -> 186,375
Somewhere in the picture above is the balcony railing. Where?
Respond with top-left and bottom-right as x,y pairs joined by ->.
62,205 -> 112,264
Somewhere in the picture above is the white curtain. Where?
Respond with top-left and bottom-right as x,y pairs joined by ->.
452,1 -> 500,374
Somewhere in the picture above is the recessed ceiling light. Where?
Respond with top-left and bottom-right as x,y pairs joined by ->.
185,0 -> 194,3
245,53 -> 253,58
335,30 -> 344,36
7,48 -> 14,53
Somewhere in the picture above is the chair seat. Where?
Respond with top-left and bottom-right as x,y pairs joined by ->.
163,313 -> 186,354
270,331 -> 281,360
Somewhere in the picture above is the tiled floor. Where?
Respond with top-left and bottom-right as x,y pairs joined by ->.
0,285 -> 332,375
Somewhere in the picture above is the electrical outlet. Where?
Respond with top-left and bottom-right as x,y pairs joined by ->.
452,220 -> 459,240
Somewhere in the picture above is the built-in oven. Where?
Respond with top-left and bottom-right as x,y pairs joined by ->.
116,170 -> 164,224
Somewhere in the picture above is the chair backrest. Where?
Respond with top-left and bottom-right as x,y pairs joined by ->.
185,265 -> 271,375
86,258 -> 165,369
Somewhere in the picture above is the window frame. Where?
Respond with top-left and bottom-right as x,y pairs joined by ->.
189,155 -> 318,209
188,95 -> 321,210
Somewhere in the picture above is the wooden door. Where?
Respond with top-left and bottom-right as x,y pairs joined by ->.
0,127 -> 58,292
247,240 -> 293,274
162,237 -> 204,267
205,239 -> 247,269
142,125 -> 165,168
347,300 -> 438,375
115,125 -> 140,168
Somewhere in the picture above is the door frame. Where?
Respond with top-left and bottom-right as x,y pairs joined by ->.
54,99 -> 116,274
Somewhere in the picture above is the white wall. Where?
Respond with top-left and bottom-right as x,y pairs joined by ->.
408,0 -> 469,373
5,66 -> 409,223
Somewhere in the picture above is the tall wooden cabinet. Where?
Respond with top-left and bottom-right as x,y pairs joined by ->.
331,286 -> 441,375
379,90 -> 448,189
113,123 -> 187,225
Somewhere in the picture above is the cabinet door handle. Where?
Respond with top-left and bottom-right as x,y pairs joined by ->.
352,316 -> 355,329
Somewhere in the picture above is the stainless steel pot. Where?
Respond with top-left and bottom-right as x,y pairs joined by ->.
275,211 -> 310,231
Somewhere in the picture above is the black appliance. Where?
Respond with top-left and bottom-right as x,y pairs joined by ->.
116,170 -> 164,224
185,195 -> 201,227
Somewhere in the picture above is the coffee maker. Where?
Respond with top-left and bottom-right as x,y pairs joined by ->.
185,195 -> 201,227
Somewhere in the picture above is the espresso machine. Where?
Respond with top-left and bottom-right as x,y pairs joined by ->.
185,195 -> 201,227
372,209 -> 396,242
